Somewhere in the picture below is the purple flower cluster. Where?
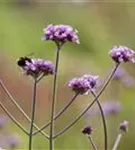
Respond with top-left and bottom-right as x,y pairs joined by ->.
102,101 -> 121,116
109,46 -> 135,63
20,58 -> 54,78
113,67 -> 125,80
7,135 -> 20,149
42,24 -> 80,45
68,74 -> 98,95
0,115 -> 20,149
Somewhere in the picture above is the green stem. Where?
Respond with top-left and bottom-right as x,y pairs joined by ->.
29,78 -> 37,150
49,44 -> 62,150
53,63 -> 120,139
0,100 -> 28,135
33,93 -> 79,136
91,91 -> 107,150
88,135 -> 98,150
112,133 -> 122,150
0,79 -> 49,139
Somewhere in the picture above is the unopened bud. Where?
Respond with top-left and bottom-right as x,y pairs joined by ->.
82,126 -> 92,135
119,120 -> 128,133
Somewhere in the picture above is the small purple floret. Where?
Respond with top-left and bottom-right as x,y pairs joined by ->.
82,74 -> 98,89
109,46 -> 135,63
42,24 -> 80,45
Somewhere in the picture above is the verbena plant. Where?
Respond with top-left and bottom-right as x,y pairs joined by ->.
0,24 -> 133,150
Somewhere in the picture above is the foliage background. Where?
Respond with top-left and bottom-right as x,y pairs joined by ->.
0,1 -> 135,149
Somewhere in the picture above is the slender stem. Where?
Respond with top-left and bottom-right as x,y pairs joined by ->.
37,74 -> 45,83
50,44 -> 62,150
33,93 -> 79,135
0,79 -> 49,139
29,78 -> 37,150
112,133 -> 122,150
0,100 -> 28,135
88,135 -> 98,150
53,63 -> 120,139
91,91 -> 107,150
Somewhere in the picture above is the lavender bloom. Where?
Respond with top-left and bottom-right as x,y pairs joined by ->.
109,46 -> 135,63
42,24 -> 80,45
113,67 -> 125,80
102,101 -> 121,116
19,58 -> 54,78
68,77 -> 91,95
122,75 -> 135,88
0,115 -> 8,129
82,74 -> 98,90
82,125 -> 92,135
119,120 -> 129,133
87,101 -> 121,117
7,135 -> 20,149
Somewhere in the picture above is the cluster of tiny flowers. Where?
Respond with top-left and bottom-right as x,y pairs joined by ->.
21,58 -> 54,78
82,74 -> 98,89
68,75 -> 98,94
109,46 -> 135,63
113,67 -> 125,80
0,115 -> 20,149
101,101 -> 121,116
42,24 -> 80,45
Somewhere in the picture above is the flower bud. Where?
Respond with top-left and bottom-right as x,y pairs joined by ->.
119,120 -> 129,133
109,46 -> 135,63
82,126 -> 92,135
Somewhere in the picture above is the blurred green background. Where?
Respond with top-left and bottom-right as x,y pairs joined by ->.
0,1 -> 135,149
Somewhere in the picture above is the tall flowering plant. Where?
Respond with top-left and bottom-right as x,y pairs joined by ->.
0,24 -> 134,150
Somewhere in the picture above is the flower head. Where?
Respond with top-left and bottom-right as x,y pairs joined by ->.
68,74 -> 98,95
42,24 -> 79,45
68,77 -> 90,95
109,46 -> 135,63
18,57 -> 54,78
82,126 -> 92,135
